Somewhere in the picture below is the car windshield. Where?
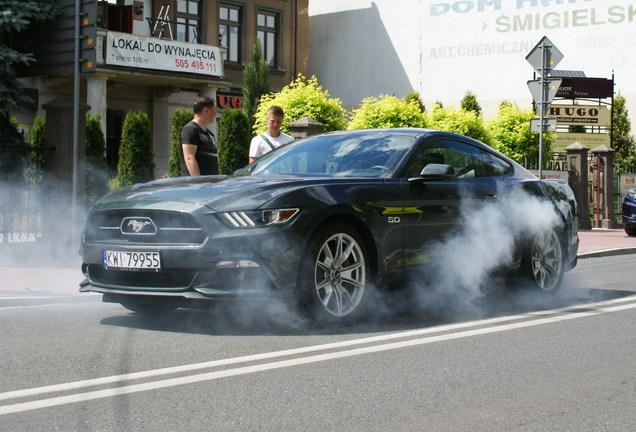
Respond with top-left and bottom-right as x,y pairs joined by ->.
236,132 -> 416,177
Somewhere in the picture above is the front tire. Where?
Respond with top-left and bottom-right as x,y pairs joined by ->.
297,222 -> 370,321
625,224 -> 636,237
523,228 -> 565,293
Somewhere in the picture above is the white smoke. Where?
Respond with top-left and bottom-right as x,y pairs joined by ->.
0,181 -> 83,268
408,186 -> 562,318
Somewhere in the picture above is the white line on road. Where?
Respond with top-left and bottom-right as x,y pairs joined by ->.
1,295 -> 636,416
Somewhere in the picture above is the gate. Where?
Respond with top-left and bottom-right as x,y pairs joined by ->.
0,145 -> 51,246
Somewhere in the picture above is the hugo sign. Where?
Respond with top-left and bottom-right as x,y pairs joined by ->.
545,104 -> 611,125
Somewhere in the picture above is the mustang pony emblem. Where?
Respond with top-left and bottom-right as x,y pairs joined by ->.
128,220 -> 151,232
120,217 -> 157,235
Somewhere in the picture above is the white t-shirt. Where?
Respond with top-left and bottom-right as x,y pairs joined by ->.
249,132 -> 294,159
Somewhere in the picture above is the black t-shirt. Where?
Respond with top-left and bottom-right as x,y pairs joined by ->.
179,121 -> 218,175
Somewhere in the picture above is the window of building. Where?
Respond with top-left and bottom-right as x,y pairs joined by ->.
219,4 -> 242,64
257,10 -> 279,68
176,0 -> 200,42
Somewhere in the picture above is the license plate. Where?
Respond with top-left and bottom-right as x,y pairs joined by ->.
103,250 -> 161,271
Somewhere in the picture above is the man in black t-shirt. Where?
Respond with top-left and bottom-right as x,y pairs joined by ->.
179,96 -> 218,175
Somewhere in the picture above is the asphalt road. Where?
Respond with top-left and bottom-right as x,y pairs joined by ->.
1,255 -> 635,431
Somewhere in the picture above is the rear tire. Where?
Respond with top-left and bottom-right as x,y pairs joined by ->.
523,227 -> 565,293
296,222 -> 370,322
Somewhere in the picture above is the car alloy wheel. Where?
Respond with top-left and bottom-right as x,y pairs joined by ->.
527,228 -> 564,292
300,223 -> 368,319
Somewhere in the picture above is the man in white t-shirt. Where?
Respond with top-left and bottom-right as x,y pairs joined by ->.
248,105 -> 294,163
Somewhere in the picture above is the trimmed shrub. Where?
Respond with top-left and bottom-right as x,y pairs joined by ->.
113,111 -> 154,188
427,105 -> 491,144
218,108 -> 251,174
253,74 -> 346,134
486,101 -> 553,168
405,91 -> 426,113
167,109 -> 193,177
85,113 -> 109,206
348,94 -> 426,130
460,91 -> 482,116
26,116 -> 46,187
242,39 -> 270,126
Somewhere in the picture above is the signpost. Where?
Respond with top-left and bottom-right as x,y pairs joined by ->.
526,36 -> 563,179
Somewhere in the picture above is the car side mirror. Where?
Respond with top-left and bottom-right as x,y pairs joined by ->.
408,163 -> 455,182
421,163 -> 454,176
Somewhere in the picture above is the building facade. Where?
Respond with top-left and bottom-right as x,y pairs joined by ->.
16,0 -> 308,177
308,0 -> 636,141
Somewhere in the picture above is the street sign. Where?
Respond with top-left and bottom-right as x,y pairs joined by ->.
525,36 -> 563,76
528,78 -> 562,116
530,118 -> 557,133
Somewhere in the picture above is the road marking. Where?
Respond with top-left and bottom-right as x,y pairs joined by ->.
1,295 -> 636,415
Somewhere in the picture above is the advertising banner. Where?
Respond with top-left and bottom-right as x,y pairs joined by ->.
553,132 -> 610,153
556,77 -> 614,99
544,104 -> 611,126
106,32 -> 222,77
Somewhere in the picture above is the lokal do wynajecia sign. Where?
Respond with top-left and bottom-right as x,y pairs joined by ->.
105,32 -> 223,77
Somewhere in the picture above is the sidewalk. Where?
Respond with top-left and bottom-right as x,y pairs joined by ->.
0,229 -> 634,296
577,228 -> 636,257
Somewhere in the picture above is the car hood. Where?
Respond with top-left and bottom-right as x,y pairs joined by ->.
91,175 -> 337,212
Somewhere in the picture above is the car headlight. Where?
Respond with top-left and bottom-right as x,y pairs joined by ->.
628,189 -> 636,199
220,208 -> 299,228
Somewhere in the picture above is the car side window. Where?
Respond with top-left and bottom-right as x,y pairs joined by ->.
408,140 -> 481,178
478,150 -> 513,177
408,140 -> 512,179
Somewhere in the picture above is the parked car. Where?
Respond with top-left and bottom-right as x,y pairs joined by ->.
622,188 -> 636,236
80,128 -> 579,321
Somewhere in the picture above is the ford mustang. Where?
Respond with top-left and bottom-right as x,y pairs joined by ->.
80,128 -> 579,321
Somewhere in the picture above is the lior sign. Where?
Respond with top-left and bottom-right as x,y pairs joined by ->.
556,77 -> 614,99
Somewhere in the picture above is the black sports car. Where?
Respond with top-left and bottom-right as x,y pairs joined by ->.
80,128 -> 579,320
622,188 -> 636,236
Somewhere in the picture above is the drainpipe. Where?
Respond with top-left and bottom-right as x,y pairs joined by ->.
73,0 -> 81,230
292,0 -> 297,77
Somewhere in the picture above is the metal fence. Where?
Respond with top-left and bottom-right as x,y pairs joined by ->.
0,147 -> 46,246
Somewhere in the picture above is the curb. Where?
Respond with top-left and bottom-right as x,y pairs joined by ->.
577,247 -> 636,259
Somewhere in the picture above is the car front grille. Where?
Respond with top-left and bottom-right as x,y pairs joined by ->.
87,265 -> 197,288
84,210 -> 206,244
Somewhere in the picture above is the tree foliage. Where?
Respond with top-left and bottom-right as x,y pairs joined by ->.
0,0 -> 58,148
113,111 -> 154,188
218,108 -> 251,174
486,101 -> 553,168
242,39 -> 270,126
405,91 -> 426,113
85,113 -> 109,206
428,104 -> 491,144
25,116 -> 46,186
612,93 -> 636,171
167,109 -> 193,177
253,74 -> 347,134
460,91 -> 481,116
347,94 -> 426,130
